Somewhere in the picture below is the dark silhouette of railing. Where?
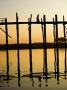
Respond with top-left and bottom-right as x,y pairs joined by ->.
0,13 -> 67,87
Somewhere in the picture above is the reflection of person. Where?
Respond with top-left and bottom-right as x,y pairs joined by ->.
31,78 -> 34,87
57,80 -> 59,85
38,76 -> 41,87
45,79 -> 48,87
45,83 -> 48,87
32,80 -> 34,87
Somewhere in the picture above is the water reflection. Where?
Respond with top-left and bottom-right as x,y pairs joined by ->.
0,49 -> 67,87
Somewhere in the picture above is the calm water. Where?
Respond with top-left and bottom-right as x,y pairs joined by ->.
0,49 -> 67,88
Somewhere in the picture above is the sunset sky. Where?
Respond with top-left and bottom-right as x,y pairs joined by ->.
0,1 -> 66,87
0,0 -> 67,43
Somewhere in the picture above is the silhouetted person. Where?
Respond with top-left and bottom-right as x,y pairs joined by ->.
36,14 -> 40,22
30,14 -> 32,20
28,14 -> 32,22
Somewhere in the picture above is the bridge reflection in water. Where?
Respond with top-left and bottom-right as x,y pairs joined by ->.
0,48 -> 67,87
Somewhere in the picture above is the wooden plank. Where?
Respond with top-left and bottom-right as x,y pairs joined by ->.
1,21 -> 67,25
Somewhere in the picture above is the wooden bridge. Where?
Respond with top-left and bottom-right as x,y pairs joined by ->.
0,13 -> 67,86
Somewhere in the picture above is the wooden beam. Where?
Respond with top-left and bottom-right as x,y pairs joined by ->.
16,12 -> 20,86
5,18 -> 9,81
28,15 -> 33,79
63,16 -> 66,79
55,14 -> 59,83
1,21 -> 67,25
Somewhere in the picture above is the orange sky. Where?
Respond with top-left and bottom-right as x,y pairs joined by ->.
0,0 -> 67,44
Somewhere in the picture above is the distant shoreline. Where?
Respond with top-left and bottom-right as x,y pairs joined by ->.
0,43 -> 67,50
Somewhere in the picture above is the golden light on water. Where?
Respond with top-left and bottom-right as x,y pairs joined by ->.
0,49 -> 65,76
